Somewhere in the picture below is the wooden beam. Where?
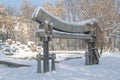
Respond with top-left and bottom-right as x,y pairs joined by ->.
36,30 -> 92,40
32,7 -> 97,33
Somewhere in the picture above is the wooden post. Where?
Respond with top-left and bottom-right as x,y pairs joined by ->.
91,42 -> 96,64
85,40 -> 95,65
85,52 -> 89,65
93,48 -> 99,64
85,38 -> 100,65
51,54 -> 56,71
43,40 -> 49,73
37,53 -> 41,73
88,42 -> 93,65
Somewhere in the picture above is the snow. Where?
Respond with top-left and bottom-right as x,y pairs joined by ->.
9,51 -> 39,59
0,42 -> 120,80
0,51 -> 120,80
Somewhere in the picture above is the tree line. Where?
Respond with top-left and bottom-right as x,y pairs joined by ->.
0,0 -> 120,52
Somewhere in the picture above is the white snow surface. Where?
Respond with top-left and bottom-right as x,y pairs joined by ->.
0,50 -> 120,80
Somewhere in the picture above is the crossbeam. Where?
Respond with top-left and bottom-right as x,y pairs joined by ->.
32,7 -> 97,33
36,29 -> 92,39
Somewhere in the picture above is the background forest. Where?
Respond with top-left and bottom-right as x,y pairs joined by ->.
0,0 -> 120,52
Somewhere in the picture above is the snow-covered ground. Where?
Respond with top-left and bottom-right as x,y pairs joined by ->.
0,42 -> 120,80
0,51 -> 120,80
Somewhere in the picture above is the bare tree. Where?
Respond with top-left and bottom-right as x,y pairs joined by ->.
20,0 -> 36,19
42,0 -> 65,18
64,0 -> 120,51
0,3 -> 15,41
7,6 -> 18,16
18,0 -> 39,43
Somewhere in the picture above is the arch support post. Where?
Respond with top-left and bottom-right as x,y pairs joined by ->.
43,37 -> 49,73
85,39 -> 99,65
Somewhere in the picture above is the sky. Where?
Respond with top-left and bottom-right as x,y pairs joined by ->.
0,0 -> 55,8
